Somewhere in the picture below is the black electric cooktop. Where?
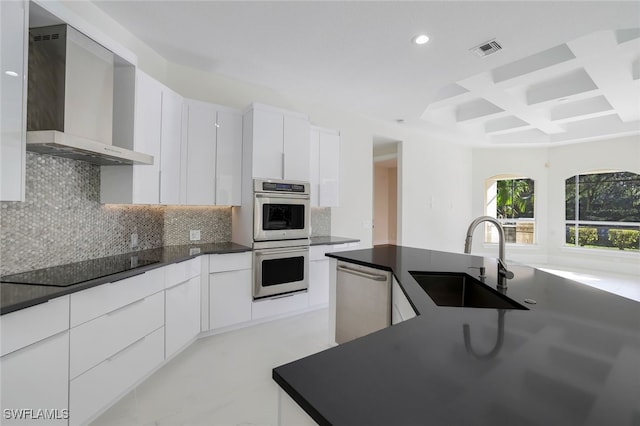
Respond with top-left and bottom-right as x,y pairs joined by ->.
1,254 -> 160,287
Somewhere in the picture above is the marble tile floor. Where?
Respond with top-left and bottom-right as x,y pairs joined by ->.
91,308 -> 331,426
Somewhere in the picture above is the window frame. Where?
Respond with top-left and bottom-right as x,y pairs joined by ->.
564,170 -> 640,252
484,174 -> 537,245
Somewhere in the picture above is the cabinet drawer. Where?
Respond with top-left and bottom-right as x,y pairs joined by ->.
0,295 -> 69,357
69,326 -> 164,426
165,257 -> 201,288
70,291 -> 164,379
209,252 -> 251,273
1,331 -> 69,426
70,267 -> 165,327
252,291 -> 309,320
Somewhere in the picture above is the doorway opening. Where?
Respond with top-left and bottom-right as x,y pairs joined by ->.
373,138 -> 401,246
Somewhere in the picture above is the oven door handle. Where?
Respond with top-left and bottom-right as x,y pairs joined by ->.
255,247 -> 309,256
255,193 -> 310,200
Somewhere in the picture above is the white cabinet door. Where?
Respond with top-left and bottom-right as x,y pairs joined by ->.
392,278 -> 416,325
184,100 -> 216,205
309,126 -> 340,207
309,128 -> 320,207
100,69 -> 162,204
215,109 -> 242,206
209,269 -> 252,330
1,332 -> 69,426
308,258 -> 330,307
251,108 -> 284,179
283,115 -> 310,182
318,130 -> 340,207
132,70 -> 162,204
160,87 -> 183,205
166,276 -> 201,358
0,0 -> 27,201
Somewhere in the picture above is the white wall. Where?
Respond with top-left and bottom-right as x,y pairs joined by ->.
400,135 -> 473,253
373,164 -> 390,245
472,135 -> 640,276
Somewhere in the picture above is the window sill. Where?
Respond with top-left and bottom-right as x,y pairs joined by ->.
559,246 -> 640,258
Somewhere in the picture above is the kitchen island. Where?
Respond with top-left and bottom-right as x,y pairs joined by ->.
273,245 -> 640,425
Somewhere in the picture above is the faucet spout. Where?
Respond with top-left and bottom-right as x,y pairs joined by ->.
464,216 -> 512,289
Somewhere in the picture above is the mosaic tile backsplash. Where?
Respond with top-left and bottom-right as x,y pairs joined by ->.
311,207 -> 331,237
0,153 -> 231,275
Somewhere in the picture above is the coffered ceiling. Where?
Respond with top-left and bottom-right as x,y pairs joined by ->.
91,1 -> 640,146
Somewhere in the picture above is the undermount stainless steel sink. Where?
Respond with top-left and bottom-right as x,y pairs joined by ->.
409,272 -> 528,310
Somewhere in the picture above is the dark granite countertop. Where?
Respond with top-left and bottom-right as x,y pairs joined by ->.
273,245 -> 640,426
1,242 -> 251,315
310,236 -> 360,246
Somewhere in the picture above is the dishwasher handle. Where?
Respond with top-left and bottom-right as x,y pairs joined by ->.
337,264 -> 388,281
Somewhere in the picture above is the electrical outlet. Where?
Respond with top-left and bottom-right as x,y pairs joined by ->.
130,233 -> 139,249
189,230 -> 201,241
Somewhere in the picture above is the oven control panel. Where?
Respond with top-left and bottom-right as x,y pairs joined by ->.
254,179 -> 310,194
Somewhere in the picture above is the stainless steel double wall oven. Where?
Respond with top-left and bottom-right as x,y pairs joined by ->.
252,179 -> 310,299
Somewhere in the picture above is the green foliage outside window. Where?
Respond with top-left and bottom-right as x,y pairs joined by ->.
608,229 -> 640,250
496,179 -> 534,219
567,227 -> 598,246
565,171 -> 640,251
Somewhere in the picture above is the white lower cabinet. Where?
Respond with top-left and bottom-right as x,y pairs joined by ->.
392,277 -> 417,324
69,327 -> 164,426
0,331 -> 69,426
308,258 -> 330,308
207,252 -> 252,331
1,295 -> 70,357
166,276 -> 201,358
69,291 -> 165,379
209,269 -> 252,330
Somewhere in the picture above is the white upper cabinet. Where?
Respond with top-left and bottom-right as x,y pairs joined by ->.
101,70 -> 185,205
182,99 -> 242,206
101,69 -> 162,204
283,115 -> 311,181
160,87 -> 183,205
310,126 -> 340,207
183,99 -> 216,205
244,103 -> 310,181
215,109 -> 243,206
1,0 -> 28,201
132,69 -> 162,203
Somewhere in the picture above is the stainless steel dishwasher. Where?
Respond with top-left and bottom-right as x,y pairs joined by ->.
336,261 -> 391,344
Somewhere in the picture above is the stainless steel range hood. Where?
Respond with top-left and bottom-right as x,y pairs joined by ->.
26,24 -> 153,166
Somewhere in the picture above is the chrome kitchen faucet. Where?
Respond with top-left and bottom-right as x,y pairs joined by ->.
464,216 -> 514,290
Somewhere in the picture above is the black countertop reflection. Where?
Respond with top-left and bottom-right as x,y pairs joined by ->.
1,242 -> 251,315
273,245 -> 640,426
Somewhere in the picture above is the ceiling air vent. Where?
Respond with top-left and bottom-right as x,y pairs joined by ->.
471,39 -> 503,57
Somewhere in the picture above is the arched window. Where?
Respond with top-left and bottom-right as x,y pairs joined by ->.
485,175 -> 535,244
565,171 -> 640,251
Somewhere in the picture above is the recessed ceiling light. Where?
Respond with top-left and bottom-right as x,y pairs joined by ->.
4,71 -> 19,77
413,34 -> 430,45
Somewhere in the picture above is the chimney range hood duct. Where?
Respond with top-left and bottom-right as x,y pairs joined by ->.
26,24 -> 153,166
